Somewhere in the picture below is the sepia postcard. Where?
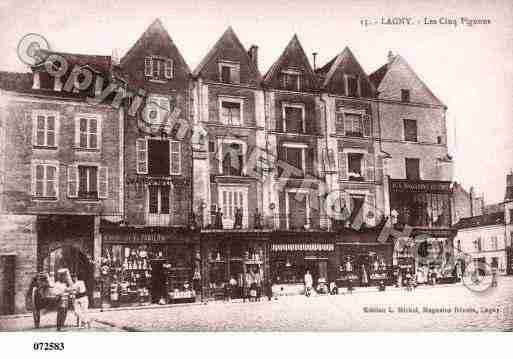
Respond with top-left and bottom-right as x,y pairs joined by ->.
0,0 -> 512,348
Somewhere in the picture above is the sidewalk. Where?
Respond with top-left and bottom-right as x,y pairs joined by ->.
0,281 -> 463,321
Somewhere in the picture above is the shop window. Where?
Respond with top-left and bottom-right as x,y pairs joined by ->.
220,99 -> 242,126
280,70 -> 300,91
405,158 -> 420,180
282,104 -> 305,133
404,119 -> 418,142
32,110 -> 58,148
390,190 -> 450,228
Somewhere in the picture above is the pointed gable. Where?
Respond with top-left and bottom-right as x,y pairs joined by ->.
120,19 -> 191,84
317,47 -> 376,98
192,27 -> 261,86
263,34 -> 318,92
369,55 -> 445,107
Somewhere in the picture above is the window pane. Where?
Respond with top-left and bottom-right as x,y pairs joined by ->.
36,130 -> 45,146
160,186 -> 170,214
285,107 -> 303,133
35,180 -> 44,196
149,186 -> 158,213
36,165 -> 44,180
221,66 -> 231,83
47,117 -> 55,131
89,134 -> 97,149
46,179 -> 56,197
78,166 -> 88,193
89,119 -> 97,133
47,131 -> 55,147
46,166 -> 56,180
80,118 -> 88,132
37,116 -> 45,130
80,133 -> 88,148
89,167 -> 98,192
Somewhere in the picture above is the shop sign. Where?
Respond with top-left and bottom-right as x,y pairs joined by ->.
271,243 -> 334,252
103,232 -> 177,243
390,180 -> 451,194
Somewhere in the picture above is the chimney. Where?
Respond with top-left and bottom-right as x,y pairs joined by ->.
469,186 -> 474,216
387,50 -> 394,65
506,172 -> 513,201
312,52 -> 318,71
111,48 -> 120,67
248,45 -> 258,70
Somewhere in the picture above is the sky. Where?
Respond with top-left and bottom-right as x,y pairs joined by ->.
0,0 -> 512,203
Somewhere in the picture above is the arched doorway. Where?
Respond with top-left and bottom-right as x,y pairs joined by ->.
42,245 -> 94,301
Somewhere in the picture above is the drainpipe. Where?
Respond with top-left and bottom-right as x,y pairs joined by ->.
319,93 -> 330,230
263,86 -> 272,227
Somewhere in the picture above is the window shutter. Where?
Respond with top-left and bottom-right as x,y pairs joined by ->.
136,138 -> 148,174
328,149 -> 336,172
170,141 -> 181,174
338,152 -> 347,180
232,65 -> 240,84
74,117 -> 80,147
98,166 -> 108,199
67,165 -> 78,198
365,193 -> 376,225
363,114 -> 371,137
144,57 -> 152,77
164,59 -> 173,79
376,156 -> 384,183
365,154 -> 375,181
306,147 -> 314,176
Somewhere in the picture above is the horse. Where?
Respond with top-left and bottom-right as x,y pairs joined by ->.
26,270 -> 74,329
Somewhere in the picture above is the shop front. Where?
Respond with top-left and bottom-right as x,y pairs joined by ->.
100,226 -> 200,307
336,228 -> 394,289
270,232 -> 336,296
201,230 -> 270,300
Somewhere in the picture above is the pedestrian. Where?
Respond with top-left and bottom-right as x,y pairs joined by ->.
361,265 -> 369,287
304,270 -> 313,297
55,268 -> 71,331
72,273 -> 91,329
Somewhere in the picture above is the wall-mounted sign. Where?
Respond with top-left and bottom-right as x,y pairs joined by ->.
390,179 -> 451,194
271,243 -> 334,252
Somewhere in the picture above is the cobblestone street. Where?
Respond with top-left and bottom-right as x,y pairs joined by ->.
2,277 -> 513,332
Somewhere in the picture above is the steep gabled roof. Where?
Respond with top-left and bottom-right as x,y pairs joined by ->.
35,50 -> 112,77
0,71 -> 33,92
192,26 -> 261,79
121,18 -> 191,74
317,46 -> 377,95
263,34 -> 318,89
453,212 -> 505,230
369,54 -> 446,107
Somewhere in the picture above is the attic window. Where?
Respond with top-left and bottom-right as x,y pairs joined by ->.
144,56 -> 173,81
345,74 -> 360,97
281,70 -> 300,91
401,89 -> 410,102
218,61 -> 240,84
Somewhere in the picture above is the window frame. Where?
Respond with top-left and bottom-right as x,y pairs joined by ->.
136,137 -> 182,176
405,157 -> 421,180
217,61 -> 240,84
217,137 -> 247,176
218,185 -> 249,228
401,89 -> 410,102
144,94 -> 171,127
74,113 -> 102,151
282,142 -> 308,175
281,69 -> 301,91
147,185 -> 172,215
218,96 -> 244,126
344,74 -> 361,97
32,110 -> 59,149
282,103 -> 306,133
67,161 -> 108,200
31,159 -> 59,200
335,108 -> 370,138
144,56 -> 173,81
403,119 -> 418,142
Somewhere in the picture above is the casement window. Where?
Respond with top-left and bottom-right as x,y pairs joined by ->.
405,158 -> 420,180
31,161 -> 59,199
219,98 -> 243,126
285,189 -> 310,230
221,142 -> 244,176
335,109 -> 371,137
75,115 -> 101,150
401,89 -> 410,102
144,95 -> 171,126
219,186 -> 248,228
67,164 -> 108,199
32,111 -> 59,148
148,185 -> 170,214
282,103 -> 305,133
278,142 -> 309,177
337,145 -> 375,182
136,138 -> 181,176
280,70 -> 300,91
403,119 -> 418,142
144,56 -> 173,81
344,74 -> 360,97
218,61 -> 240,84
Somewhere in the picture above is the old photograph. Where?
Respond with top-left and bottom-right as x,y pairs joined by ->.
0,0 -> 512,338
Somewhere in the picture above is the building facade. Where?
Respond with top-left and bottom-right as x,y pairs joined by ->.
504,172 -> 513,274
0,53 -> 123,313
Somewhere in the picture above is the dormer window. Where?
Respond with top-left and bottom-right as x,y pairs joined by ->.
144,56 -> 173,81
281,70 -> 300,91
218,61 -> 240,84
344,74 -> 360,97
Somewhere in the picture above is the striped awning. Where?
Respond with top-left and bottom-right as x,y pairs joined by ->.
271,243 -> 334,252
